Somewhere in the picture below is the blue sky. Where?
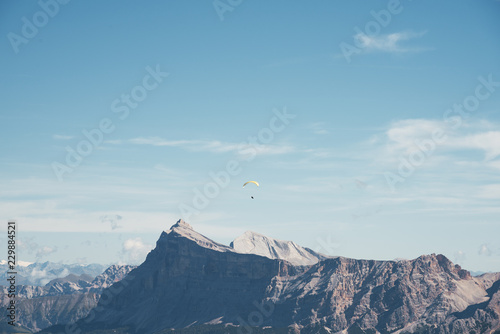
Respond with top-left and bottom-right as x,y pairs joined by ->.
1,0 -> 500,272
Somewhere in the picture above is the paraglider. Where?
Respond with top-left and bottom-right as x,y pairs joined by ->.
243,181 -> 259,187
243,181 -> 259,199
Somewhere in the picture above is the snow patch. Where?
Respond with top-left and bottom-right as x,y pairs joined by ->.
0,259 -> 33,266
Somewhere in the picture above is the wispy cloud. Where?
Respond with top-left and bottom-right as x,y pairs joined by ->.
448,131 -> 500,161
379,119 -> 500,162
100,214 -> 123,230
52,134 -> 74,140
355,31 -> 428,53
308,122 -> 329,135
129,137 -> 238,152
104,139 -> 122,145
36,245 -> 57,259
478,244 -> 492,256
153,164 -> 186,179
127,136 -> 295,156
384,118 -> 445,153
476,184 -> 500,199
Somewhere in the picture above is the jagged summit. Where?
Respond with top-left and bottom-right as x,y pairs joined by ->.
230,230 -> 328,266
161,219 -> 234,253
171,218 -> 192,230
160,220 -> 330,265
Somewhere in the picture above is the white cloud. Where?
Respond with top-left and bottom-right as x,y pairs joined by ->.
18,260 -> 33,267
385,119 -> 445,152
454,250 -> 466,265
449,131 -> 500,161
130,137 -> 213,148
478,244 -> 492,256
30,268 -> 48,280
354,31 -> 427,53
17,238 -> 40,254
120,237 -> 153,265
381,119 -> 500,162
75,257 -> 88,264
36,246 -> 57,259
18,237 -> 59,261
242,143 -> 294,156
58,268 -> 70,278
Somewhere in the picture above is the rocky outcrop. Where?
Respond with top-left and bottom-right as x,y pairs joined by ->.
266,255 -> 499,333
90,264 -> 137,290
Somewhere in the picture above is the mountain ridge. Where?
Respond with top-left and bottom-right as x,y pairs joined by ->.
0,261 -> 107,286
230,230 -> 329,266
37,219 -> 500,334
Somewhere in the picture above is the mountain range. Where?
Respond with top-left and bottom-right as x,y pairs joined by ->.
0,264 -> 136,332
0,261 -> 107,286
35,219 -> 500,334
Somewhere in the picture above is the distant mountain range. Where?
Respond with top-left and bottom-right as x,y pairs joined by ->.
32,219 -> 499,334
0,264 -> 135,332
0,261 -> 107,286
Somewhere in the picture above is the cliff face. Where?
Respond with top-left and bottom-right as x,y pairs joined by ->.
87,225 -> 291,332
266,255 -> 499,333
68,220 -> 500,334
13,292 -> 101,332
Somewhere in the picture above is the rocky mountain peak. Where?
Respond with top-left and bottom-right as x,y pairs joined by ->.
230,229 -> 328,266
171,218 -> 192,230
158,219 -> 234,253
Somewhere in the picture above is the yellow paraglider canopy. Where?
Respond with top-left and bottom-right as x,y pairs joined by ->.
243,181 -> 259,187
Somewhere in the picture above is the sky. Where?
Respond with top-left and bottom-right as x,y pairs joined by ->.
1,0 -> 500,272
